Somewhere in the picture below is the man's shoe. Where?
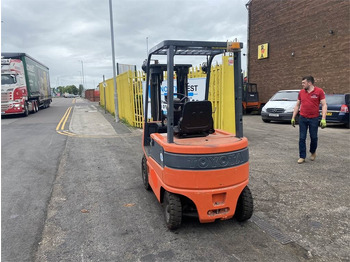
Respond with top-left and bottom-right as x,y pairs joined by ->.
298,158 -> 305,164
310,153 -> 316,161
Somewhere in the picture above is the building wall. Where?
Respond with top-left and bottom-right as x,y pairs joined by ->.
247,0 -> 350,103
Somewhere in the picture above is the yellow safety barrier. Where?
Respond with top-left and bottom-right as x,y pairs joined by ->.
100,55 -> 236,133
116,70 -> 144,128
99,77 -> 116,116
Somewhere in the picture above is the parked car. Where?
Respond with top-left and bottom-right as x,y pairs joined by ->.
320,94 -> 349,128
261,90 -> 299,123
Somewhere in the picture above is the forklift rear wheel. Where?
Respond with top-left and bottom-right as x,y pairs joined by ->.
163,191 -> 182,230
234,186 -> 253,222
141,155 -> 151,190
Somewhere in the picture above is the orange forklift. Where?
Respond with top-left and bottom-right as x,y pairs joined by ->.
141,40 -> 253,230
242,82 -> 261,114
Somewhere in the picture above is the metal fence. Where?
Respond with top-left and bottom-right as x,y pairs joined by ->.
99,55 -> 237,134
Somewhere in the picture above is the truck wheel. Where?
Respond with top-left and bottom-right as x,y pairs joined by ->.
35,101 -> 39,112
141,155 -> 151,190
32,101 -> 37,112
23,103 -> 29,117
163,191 -> 182,230
234,186 -> 253,222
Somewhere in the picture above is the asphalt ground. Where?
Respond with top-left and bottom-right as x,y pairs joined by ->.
1,99 -> 71,262
35,98 -> 349,261
243,114 -> 349,261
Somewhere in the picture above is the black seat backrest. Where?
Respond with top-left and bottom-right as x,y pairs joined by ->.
176,101 -> 214,137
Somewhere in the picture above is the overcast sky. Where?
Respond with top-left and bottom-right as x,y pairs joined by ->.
1,0 -> 248,90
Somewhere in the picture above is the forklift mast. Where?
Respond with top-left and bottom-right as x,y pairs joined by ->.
174,65 -> 190,97
143,64 -> 192,122
148,64 -> 167,121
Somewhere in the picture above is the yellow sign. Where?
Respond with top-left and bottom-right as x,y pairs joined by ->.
258,43 -> 269,59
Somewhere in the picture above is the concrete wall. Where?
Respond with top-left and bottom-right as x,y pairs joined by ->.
247,0 -> 350,103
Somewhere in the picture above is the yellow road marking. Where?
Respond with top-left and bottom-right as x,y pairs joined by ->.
57,130 -> 77,137
56,131 -> 141,138
56,107 -> 72,131
55,105 -> 142,138
61,107 -> 72,130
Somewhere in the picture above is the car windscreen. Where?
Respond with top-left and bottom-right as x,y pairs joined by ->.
270,91 -> 299,101
1,74 -> 17,85
325,95 -> 345,105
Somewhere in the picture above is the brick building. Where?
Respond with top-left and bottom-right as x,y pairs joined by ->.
246,0 -> 350,104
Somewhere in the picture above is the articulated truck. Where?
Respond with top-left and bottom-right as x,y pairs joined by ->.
1,53 -> 52,116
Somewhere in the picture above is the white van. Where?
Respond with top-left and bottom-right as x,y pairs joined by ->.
261,90 -> 300,123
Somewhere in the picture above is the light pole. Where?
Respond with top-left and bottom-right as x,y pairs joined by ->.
79,60 -> 85,94
109,0 -> 119,122
78,71 -> 82,85
78,71 -> 83,96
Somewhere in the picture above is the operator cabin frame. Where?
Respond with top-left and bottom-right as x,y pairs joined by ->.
143,40 -> 244,145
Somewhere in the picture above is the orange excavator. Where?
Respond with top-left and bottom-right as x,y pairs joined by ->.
141,40 -> 253,229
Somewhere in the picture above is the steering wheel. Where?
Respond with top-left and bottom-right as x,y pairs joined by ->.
173,93 -> 189,103
164,93 -> 189,104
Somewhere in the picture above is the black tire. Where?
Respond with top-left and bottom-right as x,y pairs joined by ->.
141,155 -> 151,190
22,103 -> 29,117
262,119 -> 270,123
33,101 -> 38,113
257,106 -> 262,115
163,191 -> 182,230
235,186 -> 253,222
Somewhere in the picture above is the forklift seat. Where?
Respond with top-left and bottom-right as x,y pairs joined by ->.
175,101 -> 214,137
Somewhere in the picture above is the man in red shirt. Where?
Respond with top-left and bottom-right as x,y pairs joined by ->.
291,76 -> 327,164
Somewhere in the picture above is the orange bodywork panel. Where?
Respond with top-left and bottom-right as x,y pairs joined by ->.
243,101 -> 261,109
150,129 -> 248,154
145,129 -> 249,223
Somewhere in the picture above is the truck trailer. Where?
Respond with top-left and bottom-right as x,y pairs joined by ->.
1,53 -> 52,116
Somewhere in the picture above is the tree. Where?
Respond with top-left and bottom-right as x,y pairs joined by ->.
65,85 -> 78,95
55,85 -> 79,96
56,86 -> 65,95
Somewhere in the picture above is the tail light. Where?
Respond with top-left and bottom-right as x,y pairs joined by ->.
14,88 -> 23,100
340,104 -> 349,113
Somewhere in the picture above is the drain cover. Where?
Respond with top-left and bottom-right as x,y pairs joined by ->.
251,215 -> 293,245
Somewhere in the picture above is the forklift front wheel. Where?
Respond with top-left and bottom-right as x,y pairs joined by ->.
234,186 -> 254,222
141,155 -> 151,191
163,191 -> 182,230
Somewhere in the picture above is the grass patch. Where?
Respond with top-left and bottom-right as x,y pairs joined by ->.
120,117 -> 132,127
